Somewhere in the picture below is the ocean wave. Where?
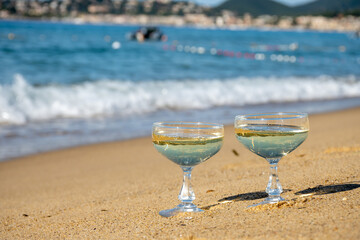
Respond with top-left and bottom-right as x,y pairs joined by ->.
1,74 -> 360,125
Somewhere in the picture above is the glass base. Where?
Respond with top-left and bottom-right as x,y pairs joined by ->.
248,196 -> 285,208
159,203 -> 204,217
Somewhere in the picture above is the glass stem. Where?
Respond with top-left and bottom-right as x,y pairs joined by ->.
266,158 -> 283,201
178,167 -> 195,208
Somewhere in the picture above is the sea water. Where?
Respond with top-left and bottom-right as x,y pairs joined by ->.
0,20 -> 360,160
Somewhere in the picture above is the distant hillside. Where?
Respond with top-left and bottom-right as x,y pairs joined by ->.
294,0 -> 360,15
211,0 -> 295,16
210,0 -> 360,16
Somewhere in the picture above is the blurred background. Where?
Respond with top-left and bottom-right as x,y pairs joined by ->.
0,0 -> 360,160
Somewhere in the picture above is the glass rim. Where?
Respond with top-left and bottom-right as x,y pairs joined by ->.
153,121 -> 224,130
235,112 -> 308,121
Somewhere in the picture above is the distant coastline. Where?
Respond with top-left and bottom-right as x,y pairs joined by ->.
2,0 -> 360,32
2,13 -> 360,33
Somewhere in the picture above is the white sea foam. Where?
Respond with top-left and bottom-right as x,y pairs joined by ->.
1,74 -> 360,125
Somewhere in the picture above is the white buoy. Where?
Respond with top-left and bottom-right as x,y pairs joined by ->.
210,48 -> 217,55
112,41 -> 121,49
197,47 -> 205,54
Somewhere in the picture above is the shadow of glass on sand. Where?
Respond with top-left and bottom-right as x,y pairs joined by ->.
218,191 -> 268,203
295,182 -> 360,196
201,190 -> 292,210
218,189 -> 292,203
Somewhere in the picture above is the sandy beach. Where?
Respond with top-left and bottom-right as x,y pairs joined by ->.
0,107 -> 359,239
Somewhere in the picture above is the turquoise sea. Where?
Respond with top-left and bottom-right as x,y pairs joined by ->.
1,20 -> 360,160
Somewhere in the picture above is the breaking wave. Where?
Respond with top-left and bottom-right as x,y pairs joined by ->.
1,73 -> 360,125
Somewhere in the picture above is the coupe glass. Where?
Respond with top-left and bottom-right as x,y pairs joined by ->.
153,122 -> 224,217
234,113 -> 309,206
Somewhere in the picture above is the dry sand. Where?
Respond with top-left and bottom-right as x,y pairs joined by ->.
0,108 -> 359,239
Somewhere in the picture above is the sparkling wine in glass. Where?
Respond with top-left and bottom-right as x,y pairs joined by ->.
153,122 -> 224,217
234,113 -> 309,206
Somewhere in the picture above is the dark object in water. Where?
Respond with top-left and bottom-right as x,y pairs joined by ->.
128,26 -> 167,42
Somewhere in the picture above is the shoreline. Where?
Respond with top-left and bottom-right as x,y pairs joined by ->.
2,100 -> 360,162
2,17 -> 360,34
1,107 -> 359,239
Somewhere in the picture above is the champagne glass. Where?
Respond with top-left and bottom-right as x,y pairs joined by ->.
153,122 -> 224,217
234,113 -> 309,206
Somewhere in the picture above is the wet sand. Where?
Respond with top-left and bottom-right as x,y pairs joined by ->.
0,108 -> 359,239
